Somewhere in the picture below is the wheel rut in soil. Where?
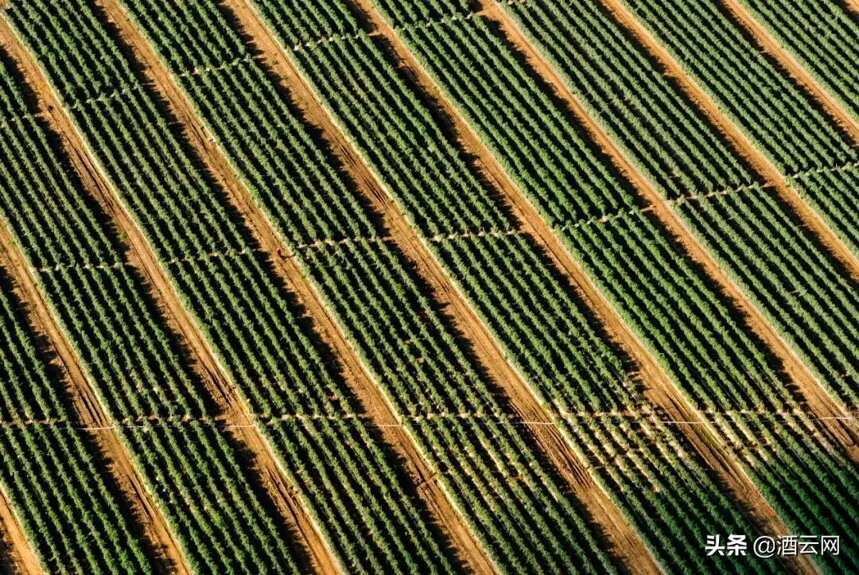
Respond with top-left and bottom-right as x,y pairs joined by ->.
355,1 -> 821,573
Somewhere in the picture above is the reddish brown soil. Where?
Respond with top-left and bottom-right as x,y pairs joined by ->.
99,0 -> 506,571
602,0 -> 859,287
262,0 -> 666,570
723,0 -> 859,139
17,1 -> 348,572
359,0 -> 821,572
0,490 -> 41,575
595,0 -> 859,454
0,237 -> 185,573
238,0 -> 657,568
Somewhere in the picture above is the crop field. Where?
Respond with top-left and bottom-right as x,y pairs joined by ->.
0,0 -> 855,573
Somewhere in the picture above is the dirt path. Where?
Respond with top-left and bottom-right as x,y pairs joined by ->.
494,0 -> 857,520
95,0 -> 505,571
0,491 -> 40,575
239,0 -> 665,570
594,0 -> 859,447
0,195 -> 185,572
228,0 -> 665,571
10,1 -> 345,572
718,0 -> 859,275
355,0 -> 823,571
110,0 -> 498,568
724,0 -> 859,138
603,0 -> 859,284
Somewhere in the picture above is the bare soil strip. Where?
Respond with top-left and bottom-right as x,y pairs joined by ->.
497,0 -> 859,501
352,1 -> 823,572
228,0 -> 664,571
600,0 -> 859,286
0,196 -> 185,571
499,0 -> 859,561
95,0 -> 499,571
723,0 -> 859,138
243,0 -> 714,570
590,0 -> 859,441
112,0 -> 497,569
6,2 -> 345,572
0,490 -> 40,575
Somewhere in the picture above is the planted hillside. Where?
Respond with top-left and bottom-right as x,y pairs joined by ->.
0,0 -> 855,572
4,0 -> 463,572
737,0 -> 859,120
354,0 -> 859,571
0,264 -> 151,574
249,0 -> 785,572
0,43 -> 304,574
500,0 -> 859,415
116,1 -> 624,572
616,0 -> 859,256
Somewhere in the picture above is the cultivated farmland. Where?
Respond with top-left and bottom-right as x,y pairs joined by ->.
0,0 -> 855,574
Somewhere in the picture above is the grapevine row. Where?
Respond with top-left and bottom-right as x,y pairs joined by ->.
615,0 -> 859,256
351,0 -> 859,571
0,37 -> 305,573
501,0 -> 859,415
249,0 -> 782,571
118,0 -> 624,572
738,0 -> 859,122
0,262 -> 150,574
4,0 -> 466,572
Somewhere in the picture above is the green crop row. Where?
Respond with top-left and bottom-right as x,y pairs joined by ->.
615,0 -> 859,257
4,0 -> 464,572
738,0 -> 858,121
250,0 -> 784,571
502,0 -> 859,418
0,263 -> 151,574
118,0 -> 625,571
366,2 -> 859,571
0,31 -> 305,573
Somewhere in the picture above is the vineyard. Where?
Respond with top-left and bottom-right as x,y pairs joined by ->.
0,0 -> 855,574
